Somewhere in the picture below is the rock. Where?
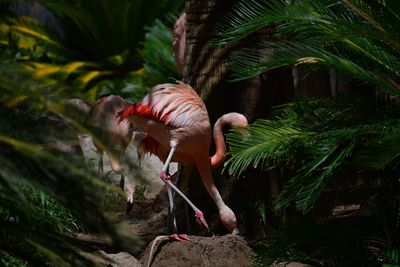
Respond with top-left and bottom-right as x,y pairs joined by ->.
82,250 -> 141,267
140,234 -> 254,267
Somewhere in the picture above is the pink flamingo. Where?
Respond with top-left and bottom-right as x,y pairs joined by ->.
118,82 -> 248,237
173,12 -> 186,72
62,97 -> 136,212
89,95 -> 136,212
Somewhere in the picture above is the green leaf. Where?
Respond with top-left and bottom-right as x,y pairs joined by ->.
217,0 -> 400,95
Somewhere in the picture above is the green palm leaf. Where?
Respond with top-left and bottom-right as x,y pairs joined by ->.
226,97 -> 400,212
139,19 -> 180,85
1,1 -> 183,100
218,0 -> 400,94
40,0 -> 182,65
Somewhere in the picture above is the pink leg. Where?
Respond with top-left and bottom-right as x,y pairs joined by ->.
160,147 -> 209,231
196,157 -> 238,233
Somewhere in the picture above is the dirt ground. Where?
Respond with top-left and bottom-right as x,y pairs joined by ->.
140,234 -> 254,267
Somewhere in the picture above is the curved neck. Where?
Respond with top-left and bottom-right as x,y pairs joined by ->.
210,112 -> 248,169
210,118 -> 226,169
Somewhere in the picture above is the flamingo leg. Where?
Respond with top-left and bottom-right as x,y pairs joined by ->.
196,157 -> 238,233
160,147 -> 209,231
161,148 -> 178,232
166,167 -> 178,232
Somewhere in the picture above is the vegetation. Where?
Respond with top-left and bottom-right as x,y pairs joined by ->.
218,0 -> 399,94
0,1 -> 182,266
219,0 -> 400,265
3,0 -> 400,266
0,0 -> 182,101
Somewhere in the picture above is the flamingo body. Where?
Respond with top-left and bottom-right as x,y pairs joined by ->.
90,95 -> 136,211
119,82 -> 248,232
119,83 -> 211,166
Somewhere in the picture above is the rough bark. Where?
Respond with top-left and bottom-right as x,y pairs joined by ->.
176,0 -> 273,235
176,0 -> 341,236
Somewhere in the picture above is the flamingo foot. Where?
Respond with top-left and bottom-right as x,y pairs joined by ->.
160,171 -> 173,189
126,200 -> 133,214
160,171 -> 171,180
169,233 -> 190,242
195,211 -> 209,230
125,183 -> 135,214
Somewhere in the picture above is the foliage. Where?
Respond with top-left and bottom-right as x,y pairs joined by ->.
220,1 -> 400,265
13,180 -> 82,234
218,0 -> 400,209
139,18 -> 180,87
39,0 -> 182,64
252,215 -> 397,267
0,57 -> 138,266
227,96 -> 400,211
1,255 -> 29,267
251,174 -> 400,266
217,0 -> 400,95
0,0 -> 183,100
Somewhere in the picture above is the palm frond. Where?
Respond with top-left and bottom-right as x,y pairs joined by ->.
342,0 -> 400,38
226,96 -> 400,212
40,0 -> 182,64
226,120 -> 307,176
0,15 -> 70,61
139,18 -> 180,85
217,0 -> 343,44
229,41 -> 399,94
218,0 -> 400,94
1,1 -> 183,100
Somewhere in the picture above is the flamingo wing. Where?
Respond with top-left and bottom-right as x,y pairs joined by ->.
118,83 -> 207,128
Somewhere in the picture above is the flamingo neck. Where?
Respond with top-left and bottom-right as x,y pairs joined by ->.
210,112 -> 248,169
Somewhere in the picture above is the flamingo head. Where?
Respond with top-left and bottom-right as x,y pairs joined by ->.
195,211 -> 209,230
219,205 -> 238,234
124,183 -> 135,214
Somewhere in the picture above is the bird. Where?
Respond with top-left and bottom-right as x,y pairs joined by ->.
61,97 -> 136,212
173,12 -> 186,72
90,95 -> 138,212
118,81 -> 248,235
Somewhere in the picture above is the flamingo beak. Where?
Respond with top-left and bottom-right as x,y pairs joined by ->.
195,211 -> 209,230
124,182 -> 134,214
126,200 -> 133,214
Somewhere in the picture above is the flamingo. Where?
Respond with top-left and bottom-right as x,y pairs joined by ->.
173,12 -> 186,72
118,82 -> 248,236
90,95 -> 138,212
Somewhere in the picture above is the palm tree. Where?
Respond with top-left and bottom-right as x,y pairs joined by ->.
219,0 -> 400,212
0,0 -> 182,100
216,0 -> 400,265
218,0 -> 399,93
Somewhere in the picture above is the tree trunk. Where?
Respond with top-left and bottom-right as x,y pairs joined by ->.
176,0 -> 275,235
176,0 -> 343,236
